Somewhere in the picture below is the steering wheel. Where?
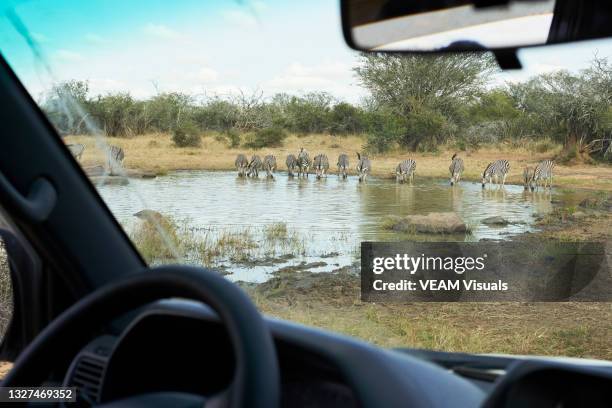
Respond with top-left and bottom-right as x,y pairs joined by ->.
1,266 -> 280,408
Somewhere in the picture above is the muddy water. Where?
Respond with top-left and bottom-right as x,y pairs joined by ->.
96,170 -> 585,282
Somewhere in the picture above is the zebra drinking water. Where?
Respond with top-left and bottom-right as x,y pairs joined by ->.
337,153 -> 349,179
263,155 -> 277,178
396,159 -> 416,184
107,145 -> 124,175
530,160 -> 554,191
312,154 -> 330,179
481,160 -> 510,188
523,166 -> 534,190
67,143 -> 85,161
247,155 -> 262,177
297,148 -> 310,178
356,152 -> 371,182
286,154 -> 297,177
235,154 -> 249,177
449,153 -> 464,186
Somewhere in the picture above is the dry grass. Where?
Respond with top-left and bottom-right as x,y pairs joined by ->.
65,133 -> 612,191
252,280 -> 612,359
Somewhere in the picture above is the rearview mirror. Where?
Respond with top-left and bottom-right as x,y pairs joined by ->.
341,0 -> 612,54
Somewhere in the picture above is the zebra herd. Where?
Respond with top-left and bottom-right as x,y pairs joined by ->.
235,149 -> 555,191
480,158 -> 554,191
237,150 -> 373,182
66,143 -> 125,173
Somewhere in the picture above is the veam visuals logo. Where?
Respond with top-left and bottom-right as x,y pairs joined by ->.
361,242 -> 610,302
372,253 -> 488,275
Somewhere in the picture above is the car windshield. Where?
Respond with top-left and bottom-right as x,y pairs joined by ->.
0,0 -> 610,360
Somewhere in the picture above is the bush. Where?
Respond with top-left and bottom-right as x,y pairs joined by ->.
172,121 -> 201,147
330,102 -> 365,135
243,127 -> 287,148
364,108 -> 404,153
193,99 -> 239,132
225,128 -> 241,148
284,93 -> 333,134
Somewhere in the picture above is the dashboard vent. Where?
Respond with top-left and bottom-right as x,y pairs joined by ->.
69,355 -> 106,406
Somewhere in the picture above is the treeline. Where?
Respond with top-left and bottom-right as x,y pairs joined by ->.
42,53 -> 612,160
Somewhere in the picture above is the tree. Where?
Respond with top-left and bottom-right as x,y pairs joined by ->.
354,53 -> 496,113
506,57 -> 612,160
42,80 -> 91,135
354,53 -> 496,149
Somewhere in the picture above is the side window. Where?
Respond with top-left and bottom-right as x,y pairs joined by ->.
0,214 -> 14,379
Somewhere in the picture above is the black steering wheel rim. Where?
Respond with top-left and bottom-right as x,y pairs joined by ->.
1,265 -> 280,408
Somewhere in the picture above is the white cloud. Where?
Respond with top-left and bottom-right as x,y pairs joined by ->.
143,23 -> 183,40
85,33 -> 107,45
251,0 -> 268,13
222,9 -> 258,29
265,61 -> 356,95
55,49 -> 84,62
31,32 -> 49,43
192,67 -> 219,82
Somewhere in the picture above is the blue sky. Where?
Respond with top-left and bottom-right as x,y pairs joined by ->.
1,0 -> 611,103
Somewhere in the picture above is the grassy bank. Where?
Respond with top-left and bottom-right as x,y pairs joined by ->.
249,277 -> 612,359
65,133 -> 612,191
251,199 -> 611,359
125,209 -> 612,360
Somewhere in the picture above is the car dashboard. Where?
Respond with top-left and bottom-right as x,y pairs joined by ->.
61,300 -> 612,407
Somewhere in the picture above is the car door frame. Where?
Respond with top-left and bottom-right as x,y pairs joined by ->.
0,54 -> 146,356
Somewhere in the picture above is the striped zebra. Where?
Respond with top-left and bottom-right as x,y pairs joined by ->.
235,154 -> 249,177
107,145 -> 124,174
523,166 -> 534,190
263,155 -> 277,178
449,153 -> 464,186
286,154 -> 297,177
481,159 -> 510,188
356,152 -> 371,182
297,148 -> 310,178
396,159 -> 416,184
312,154 -> 330,179
337,153 -> 349,179
247,155 -> 262,177
67,143 -> 85,161
530,160 -> 554,191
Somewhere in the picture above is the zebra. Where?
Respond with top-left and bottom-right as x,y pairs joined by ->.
263,155 -> 277,178
67,143 -> 85,161
481,159 -> 510,188
286,154 -> 297,177
337,153 -> 349,179
247,154 -> 262,177
523,166 -> 534,190
356,152 -> 371,182
396,159 -> 416,184
449,153 -> 464,186
107,145 -> 124,174
235,154 -> 249,177
530,160 -> 554,191
297,148 -> 310,178
312,154 -> 330,179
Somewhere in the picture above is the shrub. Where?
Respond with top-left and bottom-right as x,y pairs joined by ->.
364,108 -> 404,153
172,121 -> 201,147
225,128 -> 241,148
330,102 -> 365,135
243,127 -> 287,148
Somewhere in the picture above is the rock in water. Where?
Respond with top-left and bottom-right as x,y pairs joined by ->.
384,212 -> 467,234
133,209 -> 165,224
482,216 -> 510,226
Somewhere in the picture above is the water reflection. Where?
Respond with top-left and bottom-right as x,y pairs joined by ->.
95,170 -> 582,282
